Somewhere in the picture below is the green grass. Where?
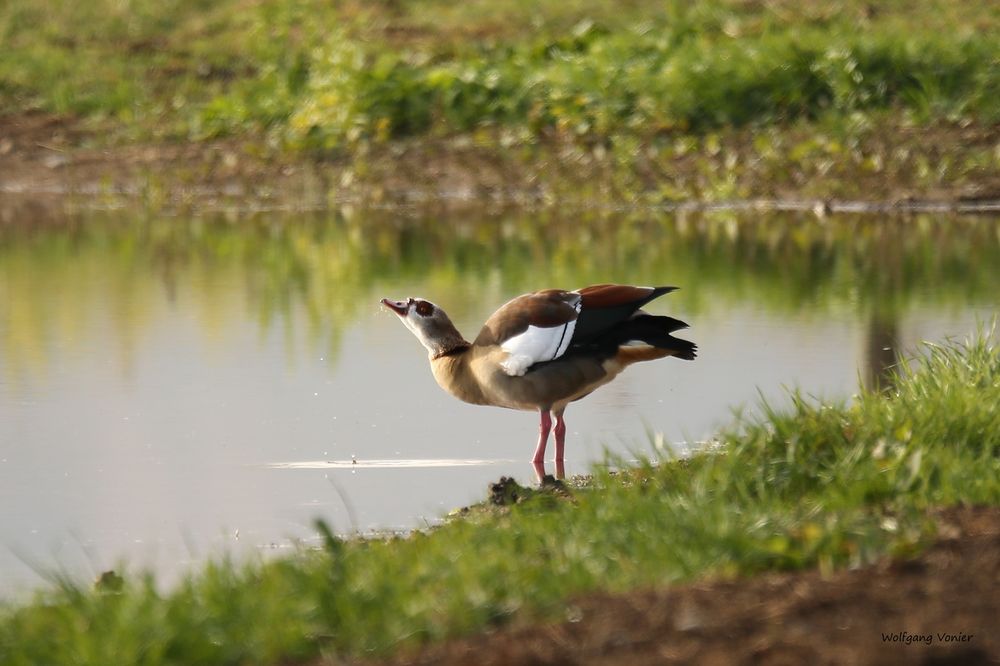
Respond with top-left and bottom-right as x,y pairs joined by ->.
2,0 -> 998,149
279,24 -> 999,151
1,330 -> 998,664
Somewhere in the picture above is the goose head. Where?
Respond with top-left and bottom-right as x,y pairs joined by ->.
381,297 -> 466,357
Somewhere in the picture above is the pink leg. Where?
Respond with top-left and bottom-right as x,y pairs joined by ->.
531,409 -> 552,463
553,409 -> 567,462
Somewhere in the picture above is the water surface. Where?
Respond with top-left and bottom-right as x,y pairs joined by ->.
1,206 -> 998,594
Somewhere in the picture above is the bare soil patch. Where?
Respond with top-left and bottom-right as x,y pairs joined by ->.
0,112 -> 301,199
363,506 -> 1000,666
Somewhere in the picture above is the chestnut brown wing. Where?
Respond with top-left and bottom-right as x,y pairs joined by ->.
572,284 -> 677,342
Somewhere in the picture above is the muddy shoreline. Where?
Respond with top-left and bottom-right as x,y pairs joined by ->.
3,112 -> 999,214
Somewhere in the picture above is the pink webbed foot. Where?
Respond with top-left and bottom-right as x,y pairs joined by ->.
532,459 -> 566,483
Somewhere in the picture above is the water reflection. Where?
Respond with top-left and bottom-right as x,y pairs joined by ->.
0,206 -> 998,593
3,209 -> 999,389
865,311 -> 901,391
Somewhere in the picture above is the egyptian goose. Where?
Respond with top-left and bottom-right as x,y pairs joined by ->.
381,284 -> 696,464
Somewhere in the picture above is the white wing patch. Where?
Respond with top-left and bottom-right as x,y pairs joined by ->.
499,302 -> 581,377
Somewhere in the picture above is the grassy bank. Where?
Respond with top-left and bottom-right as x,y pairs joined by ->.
1,331 -> 998,664
3,1 -> 998,148
2,1 -> 998,204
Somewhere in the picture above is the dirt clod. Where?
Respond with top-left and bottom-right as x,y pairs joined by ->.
489,476 -> 526,506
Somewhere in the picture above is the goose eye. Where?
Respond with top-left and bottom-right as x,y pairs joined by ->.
415,300 -> 433,316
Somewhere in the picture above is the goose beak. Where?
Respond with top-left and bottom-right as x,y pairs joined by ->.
381,298 -> 409,316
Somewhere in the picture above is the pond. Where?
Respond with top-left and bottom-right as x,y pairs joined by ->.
1,204 -> 998,595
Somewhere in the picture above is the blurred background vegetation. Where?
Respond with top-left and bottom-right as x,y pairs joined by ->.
2,0 -> 997,151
